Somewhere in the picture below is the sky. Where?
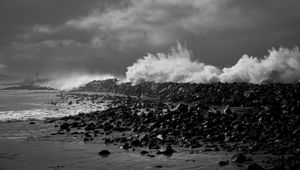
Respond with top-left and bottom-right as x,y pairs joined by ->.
0,0 -> 299,77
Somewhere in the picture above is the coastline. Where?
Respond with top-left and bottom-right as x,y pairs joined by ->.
0,82 -> 299,170
0,120 -> 275,170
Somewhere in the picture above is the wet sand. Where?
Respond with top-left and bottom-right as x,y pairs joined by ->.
0,120 -> 272,170
0,139 -> 243,170
1,134 -> 268,170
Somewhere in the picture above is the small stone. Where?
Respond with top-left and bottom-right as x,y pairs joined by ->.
130,139 -> 142,147
247,163 -> 264,170
173,103 -> 189,113
147,154 -> 155,158
232,153 -> 248,163
83,137 -> 90,142
98,150 -> 110,157
140,150 -> 149,155
154,165 -> 163,168
218,160 -> 229,166
60,123 -> 70,130
85,123 -> 96,131
148,142 -> 160,149
120,143 -> 130,150
164,144 -> 175,155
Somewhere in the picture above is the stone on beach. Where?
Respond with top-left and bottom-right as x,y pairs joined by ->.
98,150 -> 110,157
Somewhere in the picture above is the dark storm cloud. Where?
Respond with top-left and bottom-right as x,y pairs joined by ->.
0,0 -> 299,76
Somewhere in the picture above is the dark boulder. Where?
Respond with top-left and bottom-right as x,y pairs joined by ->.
218,160 -> 229,166
148,142 -> 160,149
140,150 -> 149,155
60,123 -> 70,130
156,144 -> 175,156
131,139 -> 142,147
173,103 -> 189,113
231,153 -> 248,163
98,150 -> 110,157
85,123 -> 96,131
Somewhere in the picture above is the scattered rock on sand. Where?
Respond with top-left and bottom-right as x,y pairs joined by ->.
48,80 -> 300,169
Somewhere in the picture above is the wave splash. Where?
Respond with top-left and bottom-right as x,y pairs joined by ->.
125,42 -> 300,84
126,43 -> 221,85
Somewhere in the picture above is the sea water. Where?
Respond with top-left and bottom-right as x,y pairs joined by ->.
0,90 -> 104,122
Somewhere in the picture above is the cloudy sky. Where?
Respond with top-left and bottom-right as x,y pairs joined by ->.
0,0 -> 299,77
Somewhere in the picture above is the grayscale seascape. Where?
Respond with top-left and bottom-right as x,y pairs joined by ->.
0,1 -> 299,170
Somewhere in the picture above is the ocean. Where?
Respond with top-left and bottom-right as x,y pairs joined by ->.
0,90 -> 104,122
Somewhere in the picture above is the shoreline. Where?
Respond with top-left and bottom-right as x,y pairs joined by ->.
0,119 -> 278,170
0,84 -> 299,169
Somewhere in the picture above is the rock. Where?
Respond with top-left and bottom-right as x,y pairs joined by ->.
173,103 -> 189,113
156,144 -> 175,156
247,163 -> 264,170
231,153 -> 248,163
85,123 -> 96,131
164,144 -> 175,155
71,122 -> 80,128
98,150 -> 110,157
120,143 -> 130,150
154,165 -> 163,168
223,105 -> 232,114
190,143 -> 202,148
83,137 -> 91,142
148,142 -> 160,149
60,123 -> 70,130
84,132 -> 92,138
218,160 -> 229,166
147,154 -> 155,158
104,138 -> 112,144
103,123 -> 114,131
140,150 -> 149,155
130,139 -> 142,147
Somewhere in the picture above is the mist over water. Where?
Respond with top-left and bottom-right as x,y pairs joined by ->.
125,43 -> 300,84
40,73 -> 115,90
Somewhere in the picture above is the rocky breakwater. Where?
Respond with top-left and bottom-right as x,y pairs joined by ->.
48,80 -> 299,169
78,79 -> 300,107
